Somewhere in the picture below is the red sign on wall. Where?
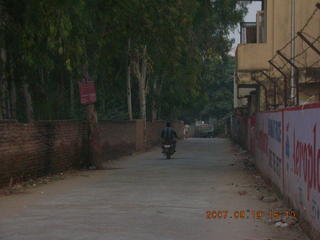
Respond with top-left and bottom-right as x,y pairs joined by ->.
79,81 -> 96,105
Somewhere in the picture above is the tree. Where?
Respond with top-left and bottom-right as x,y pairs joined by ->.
0,0 -> 248,123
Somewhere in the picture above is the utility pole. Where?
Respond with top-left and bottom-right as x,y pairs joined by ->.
291,0 -> 296,104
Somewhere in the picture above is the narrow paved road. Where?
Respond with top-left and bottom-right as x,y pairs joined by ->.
0,139 -> 309,240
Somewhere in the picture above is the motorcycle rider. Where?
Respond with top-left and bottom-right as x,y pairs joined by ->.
161,122 -> 178,152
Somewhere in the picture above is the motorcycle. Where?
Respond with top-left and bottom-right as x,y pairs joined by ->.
162,141 -> 175,159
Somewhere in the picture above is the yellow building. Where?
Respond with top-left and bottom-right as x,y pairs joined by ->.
235,0 -> 320,112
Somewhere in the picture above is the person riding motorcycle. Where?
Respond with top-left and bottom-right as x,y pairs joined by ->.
161,122 -> 178,152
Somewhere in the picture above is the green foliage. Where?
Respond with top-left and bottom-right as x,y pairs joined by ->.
198,56 -> 236,120
0,0 -> 247,121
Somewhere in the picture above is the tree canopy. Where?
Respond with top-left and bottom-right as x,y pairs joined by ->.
0,0 -> 247,122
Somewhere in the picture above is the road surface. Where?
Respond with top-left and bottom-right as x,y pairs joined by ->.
0,138 -> 309,240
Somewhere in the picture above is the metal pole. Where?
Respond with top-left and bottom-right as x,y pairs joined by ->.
269,60 -> 288,107
277,50 -> 300,105
291,0 -> 296,101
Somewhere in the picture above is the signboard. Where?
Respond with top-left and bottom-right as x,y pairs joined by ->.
79,80 -> 96,105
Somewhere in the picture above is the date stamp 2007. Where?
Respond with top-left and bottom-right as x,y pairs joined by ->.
205,210 -> 297,220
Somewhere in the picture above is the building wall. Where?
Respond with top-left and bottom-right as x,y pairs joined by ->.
270,0 -> 320,69
235,5 -> 320,234
236,0 -> 320,109
272,0 -> 292,56
236,43 -> 271,72
237,0 -> 320,72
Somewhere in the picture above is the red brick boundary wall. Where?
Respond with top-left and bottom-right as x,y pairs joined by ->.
0,119 -> 185,186
146,121 -> 166,148
172,121 -> 185,139
95,120 -> 145,161
0,120 -> 88,186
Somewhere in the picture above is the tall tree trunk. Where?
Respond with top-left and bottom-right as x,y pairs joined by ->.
58,70 -> 65,119
132,45 -> 148,148
101,77 -> 106,114
153,74 -> 164,121
70,77 -> 75,118
0,47 -> 6,119
3,80 -> 9,119
131,45 -> 149,150
132,45 -> 147,122
151,76 -> 158,122
86,104 -> 98,135
0,48 -> 12,119
127,39 -> 133,120
22,80 -> 34,122
46,71 -> 52,120
0,80 -> 3,120
140,46 -> 148,148
138,45 -> 147,122
10,79 -> 16,119
81,62 -> 102,169
138,76 -> 146,121
151,102 -> 157,122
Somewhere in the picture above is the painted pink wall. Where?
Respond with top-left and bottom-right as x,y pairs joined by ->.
254,104 -> 320,231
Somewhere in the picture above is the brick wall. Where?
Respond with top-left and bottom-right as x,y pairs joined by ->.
172,121 -> 185,139
0,119 -> 185,186
146,121 -> 166,148
135,120 -> 145,151
94,120 -> 144,161
0,120 -> 88,186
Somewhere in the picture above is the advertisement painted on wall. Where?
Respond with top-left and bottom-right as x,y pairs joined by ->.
256,111 -> 283,191
284,107 -> 320,228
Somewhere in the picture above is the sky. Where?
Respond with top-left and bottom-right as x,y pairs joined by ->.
229,1 -> 262,55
